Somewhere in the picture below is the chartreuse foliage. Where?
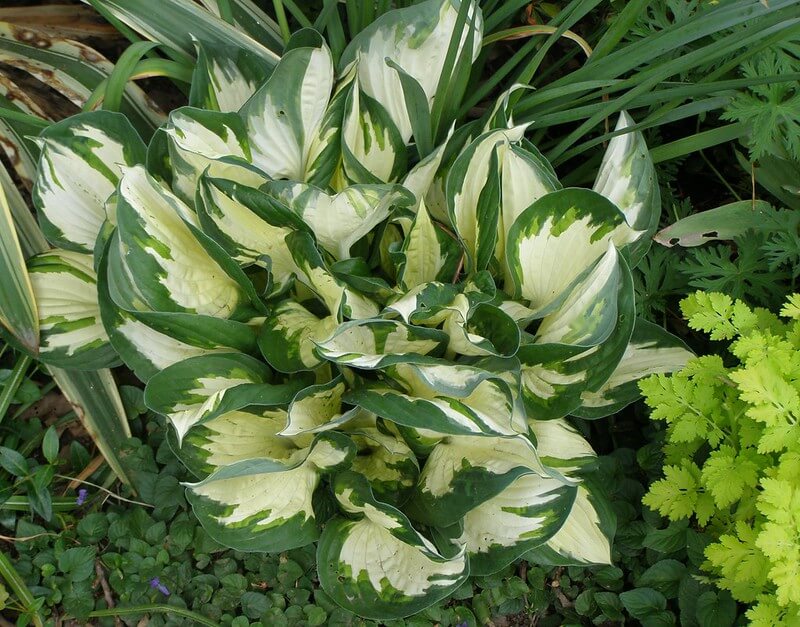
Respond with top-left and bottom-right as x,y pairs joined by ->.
22,0 -> 692,619
641,291 -> 800,626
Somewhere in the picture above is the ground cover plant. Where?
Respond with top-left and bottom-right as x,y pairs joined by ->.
0,0 -> 799,625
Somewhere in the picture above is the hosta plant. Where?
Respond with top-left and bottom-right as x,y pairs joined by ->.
23,0 -> 692,619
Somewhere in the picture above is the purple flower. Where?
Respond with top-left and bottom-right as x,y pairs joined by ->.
456,622 -> 469,627
150,577 -> 170,596
75,489 -> 88,506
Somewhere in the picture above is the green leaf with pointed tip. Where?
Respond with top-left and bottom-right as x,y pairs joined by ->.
525,482 -> 616,566
593,111 -> 659,266
398,201 -> 461,290
339,0 -> 482,144
189,42 -> 273,113
33,111 -> 145,253
410,434 -> 549,527
318,471 -> 468,620
144,352 -> 273,442
163,107 -> 250,204
186,431 -> 355,552
113,165 -> 250,319
505,188 -> 628,312
348,362 -> 521,437
315,319 -> 448,369
443,299 -> 520,358
258,301 -> 337,373
0,180 -> 38,353
518,253 -> 635,420
242,36 -> 334,181
454,473 -> 577,575
173,407 -> 297,478
574,318 -> 693,419
27,249 -> 117,369
265,181 -> 413,260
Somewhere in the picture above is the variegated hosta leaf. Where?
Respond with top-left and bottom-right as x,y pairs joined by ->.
528,418 -> 596,474
505,188 -> 628,313
593,111 -> 659,266
397,201 -> 461,290
447,127 -> 559,271
265,181 -> 414,260
27,249 -> 117,369
190,42 -> 273,113
143,352 -> 280,443
574,318 -> 693,419
316,319 -> 448,369
339,0 -> 483,143
348,362 -> 521,437
258,301 -> 337,373
340,81 -> 406,184
533,244 -> 620,346
346,423 -> 420,506
163,107 -> 250,204
318,471 -> 468,619
454,473 -> 577,575
186,431 -> 355,552
112,165 -> 251,319
518,253 -> 635,420
33,111 -> 145,253
282,377 -> 360,438
442,297 -> 520,358
402,137 -> 451,214
525,482 -> 615,566
242,33 -> 334,181
410,434 -> 549,527
286,231 -> 379,320
174,407 -> 297,477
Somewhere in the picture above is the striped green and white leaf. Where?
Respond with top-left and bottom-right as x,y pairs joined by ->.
397,201 -> 461,290
454,473 -> 576,575
286,231 -> 379,320
340,80 -> 406,184
593,112 -> 658,266
442,298 -> 520,358
282,377 -> 360,438
446,128 -> 559,271
33,111 -> 145,253
315,319 -> 447,369
346,421 -> 420,506
528,419 -> 596,474
144,352 -> 273,442
265,181 -> 414,260
258,301 -> 336,373
574,318 -> 693,419
0,178 -> 38,353
348,362 -> 520,437
186,431 -> 355,552
518,254 -> 635,420
505,188 -> 627,313
163,107 -> 250,204
189,42 -> 273,113
174,407 -> 297,477
242,33 -> 334,182
402,138 -> 451,214
196,177 -> 301,292
525,482 -> 615,566
339,0 -> 483,144
27,249 -> 117,369
318,471 -> 468,620
410,434 -> 549,526
112,165 -> 249,318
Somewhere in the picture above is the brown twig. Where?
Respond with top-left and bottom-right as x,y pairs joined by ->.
64,454 -> 105,493
95,561 -> 122,627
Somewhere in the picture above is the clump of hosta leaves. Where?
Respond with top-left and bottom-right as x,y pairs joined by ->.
641,291 -> 800,626
23,0 -> 690,619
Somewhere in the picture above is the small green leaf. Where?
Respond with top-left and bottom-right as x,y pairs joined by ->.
0,446 -> 29,477
57,546 -> 97,582
620,588 -> 667,620
41,426 -> 59,465
695,591 -> 736,627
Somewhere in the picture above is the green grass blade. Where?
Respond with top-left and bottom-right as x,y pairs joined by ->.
102,41 -> 160,112
0,181 -> 38,353
0,550 -> 44,627
87,605 -> 218,626
650,122 -> 748,164
272,0 -> 292,43
0,354 -> 32,424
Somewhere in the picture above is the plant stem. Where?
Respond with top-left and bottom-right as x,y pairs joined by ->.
272,0 -> 292,44
86,605 -> 219,626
